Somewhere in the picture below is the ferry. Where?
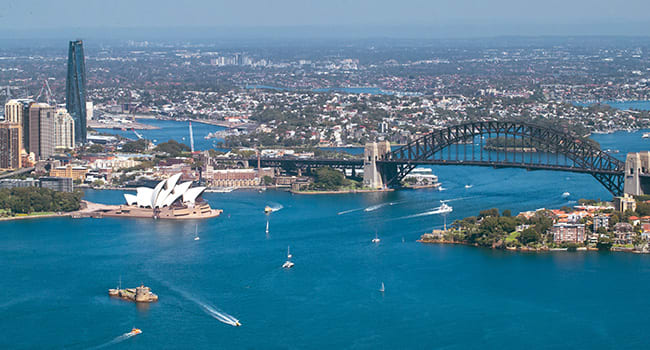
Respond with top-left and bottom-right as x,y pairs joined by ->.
436,202 -> 453,214
129,328 -> 142,336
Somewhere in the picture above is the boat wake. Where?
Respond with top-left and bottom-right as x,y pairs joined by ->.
364,201 -> 404,212
396,204 -> 453,220
90,332 -> 136,349
165,284 -> 240,327
337,207 -> 364,215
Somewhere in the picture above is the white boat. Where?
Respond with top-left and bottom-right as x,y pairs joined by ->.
643,133 -> 650,139
287,245 -> 292,259
464,184 -> 473,189
194,224 -> 200,240
282,261 -> 294,269
379,282 -> 385,293
435,202 -> 453,214
372,232 -> 380,243
562,192 -> 570,198
265,220 -> 269,234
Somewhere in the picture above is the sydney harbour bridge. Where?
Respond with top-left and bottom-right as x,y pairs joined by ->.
226,121 -> 646,196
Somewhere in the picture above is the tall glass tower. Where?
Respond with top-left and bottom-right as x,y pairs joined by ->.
66,40 -> 87,144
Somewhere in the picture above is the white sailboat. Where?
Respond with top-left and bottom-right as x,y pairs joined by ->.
194,224 -> 200,240
379,282 -> 385,293
372,232 -> 380,243
282,245 -> 294,268
265,220 -> 269,234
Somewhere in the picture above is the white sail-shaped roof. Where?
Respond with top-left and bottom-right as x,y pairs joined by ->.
154,186 -> 173,208
151,180 -> 166,208
183,186 -> 206,205
124,193 -> 138,206
166,173 -> 182,191
136,187 -> 154,207
161,181 -> 193,207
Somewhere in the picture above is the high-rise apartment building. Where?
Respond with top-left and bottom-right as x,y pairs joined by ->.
28,103 -> 55,160
66,40 -> 87,144
0,123 -> 22,169
4,99 -> 33,150
54,108 -> 75,151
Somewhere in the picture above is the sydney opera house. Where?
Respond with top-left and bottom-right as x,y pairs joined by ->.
103,174 -> 222,219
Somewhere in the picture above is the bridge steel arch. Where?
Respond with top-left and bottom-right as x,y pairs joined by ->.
378,121 -> 625,195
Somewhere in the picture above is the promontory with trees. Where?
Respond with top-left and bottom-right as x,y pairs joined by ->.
420,197 -> 650,253
0,187 -> 82,218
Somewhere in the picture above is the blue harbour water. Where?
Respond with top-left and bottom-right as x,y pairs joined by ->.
3,103 -> 650,348
95,119 -> 226,151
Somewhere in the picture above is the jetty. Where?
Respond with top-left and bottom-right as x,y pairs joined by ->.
108,284 -> 158,303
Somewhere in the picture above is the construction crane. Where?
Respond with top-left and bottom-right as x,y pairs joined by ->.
35,79 -> 56,105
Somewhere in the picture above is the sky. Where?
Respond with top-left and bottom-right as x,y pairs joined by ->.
1,0 -> 650,38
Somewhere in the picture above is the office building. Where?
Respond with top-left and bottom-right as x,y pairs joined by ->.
49,164 -> 88,181
28,103 -> 55,160
0,123 -> 22,169
39,176 -> 73,192
54,108 -> 75,150
66,40 -> 87,144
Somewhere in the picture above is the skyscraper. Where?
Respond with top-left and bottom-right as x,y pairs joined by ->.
28,103 -> 55,160
66,40 -> 87,144
0,123 -> 22,169
4,99 -> 33,151
54,108 -> 75,150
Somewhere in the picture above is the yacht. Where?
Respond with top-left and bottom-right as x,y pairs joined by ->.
643,133 -> 650,139
194,225 -> 200,240
436,202 -> 453,214
562,192 -> 570,198
379,282 -> 385,293
282,260 -> 295,269
464,184 -> 473,189
265,220 -> 269,234
129,328 -> 142,336
372,232 -> 380,243
287,246 -> 292,259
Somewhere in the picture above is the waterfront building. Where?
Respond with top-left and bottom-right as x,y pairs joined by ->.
66,40 -> 87,144
593,215 -> 610,232
551,223 -> 586,243
39,176 -> 73,192
0,123 -> 22,169
106,173 -> 221,220
54,108 -> 75,151
0,178 -> 39,189
613,222 -> 634,245
28,103 -> 55,160
203,167 -> 260,188
613,194 -> 636,212
49,164 -> 88,181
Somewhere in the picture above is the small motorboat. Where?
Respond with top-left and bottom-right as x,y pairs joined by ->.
264,206 -> 273,214
562,192 -> 570,198
282,261 -> 295,269
464,184 -> 473,189
129,328 -> 142,336
235,321 -> 242,327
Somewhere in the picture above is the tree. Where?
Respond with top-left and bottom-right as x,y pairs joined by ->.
502,209 -> 512,217
479,208 -> 500,218
263,175 -> 273,185
311,167 -> 346,190
121,139 -> 149,153
520,228 -> 541,245
154,140 -> 190,156
86,144 -> 104,153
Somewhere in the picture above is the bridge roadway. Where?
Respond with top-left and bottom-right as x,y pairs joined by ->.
234,157 -> 623,175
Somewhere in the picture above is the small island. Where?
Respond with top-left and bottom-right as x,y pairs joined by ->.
420,195 -> 650,253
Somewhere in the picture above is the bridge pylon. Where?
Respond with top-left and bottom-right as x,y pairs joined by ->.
363,141 -> 392,189
624,152 -> 650,195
